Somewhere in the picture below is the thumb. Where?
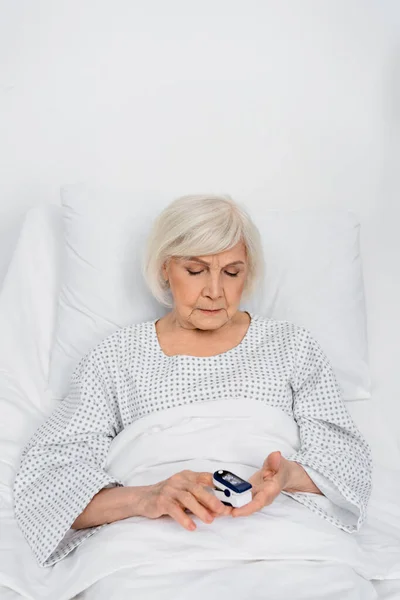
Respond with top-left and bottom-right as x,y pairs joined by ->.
263,451 -> 282,474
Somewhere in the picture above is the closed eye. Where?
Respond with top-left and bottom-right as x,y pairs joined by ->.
187,269 -> 239,277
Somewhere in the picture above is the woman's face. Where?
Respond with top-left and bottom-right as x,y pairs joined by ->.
162,241 -> 248,330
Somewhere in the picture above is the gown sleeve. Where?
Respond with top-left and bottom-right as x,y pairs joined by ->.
13,349 -> 124,568
281,326 -> 373,533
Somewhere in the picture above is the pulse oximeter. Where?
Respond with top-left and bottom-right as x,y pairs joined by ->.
212,469 -> 252,508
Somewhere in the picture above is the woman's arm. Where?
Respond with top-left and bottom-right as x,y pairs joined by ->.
282,327 -> 373,532
13,339 -> 125,567
71,485 -> 146,529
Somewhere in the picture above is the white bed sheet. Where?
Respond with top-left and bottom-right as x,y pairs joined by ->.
4,578 -> 398,600
1,579 -> 400,600
2,398 -> 400,600
373,579 -> 400,600
1,578 -> 400,600
81,578 -> 400,600
74,563 -> 383,600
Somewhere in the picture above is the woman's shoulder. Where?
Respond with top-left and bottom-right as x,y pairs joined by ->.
252,313 -> 324,359
81,319 -> 155,369
250,312 -> 307,338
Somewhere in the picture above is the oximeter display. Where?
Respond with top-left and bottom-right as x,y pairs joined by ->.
213,469 -> 252,494
223,473 -> 245,486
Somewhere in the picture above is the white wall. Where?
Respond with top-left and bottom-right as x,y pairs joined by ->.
1,1 -> 399,435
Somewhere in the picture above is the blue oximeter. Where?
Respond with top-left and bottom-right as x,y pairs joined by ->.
212,469 -> 252,508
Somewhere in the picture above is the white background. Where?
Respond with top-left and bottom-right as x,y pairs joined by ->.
0,1 -> 399,437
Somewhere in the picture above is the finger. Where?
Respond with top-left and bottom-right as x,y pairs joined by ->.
189,506 -> 231,518
213,504 -> 233,517
263,451 -> 281,474
194,472 -> 214,488
189,482 -> 231,515
177,490 -> 215,524
261,469 -> 276,481
231,493 -> 267,518
202,502 -> 233,518
167,501 -> 197,531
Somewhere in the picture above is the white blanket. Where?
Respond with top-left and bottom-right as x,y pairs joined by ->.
2,398 -> 400,600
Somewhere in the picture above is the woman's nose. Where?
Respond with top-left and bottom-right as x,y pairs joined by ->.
204,274 -> 224,298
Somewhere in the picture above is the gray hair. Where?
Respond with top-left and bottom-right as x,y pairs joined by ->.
142,194 -> 265,308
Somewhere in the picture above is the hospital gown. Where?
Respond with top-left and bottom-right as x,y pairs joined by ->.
13,312 -> 373,567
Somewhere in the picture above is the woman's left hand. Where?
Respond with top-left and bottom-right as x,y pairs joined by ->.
231,451 -> 292,518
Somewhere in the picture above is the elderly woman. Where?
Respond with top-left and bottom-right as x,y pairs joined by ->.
13,194 -> 372,568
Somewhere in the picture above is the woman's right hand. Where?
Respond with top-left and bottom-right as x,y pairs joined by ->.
135,470 -> 232,530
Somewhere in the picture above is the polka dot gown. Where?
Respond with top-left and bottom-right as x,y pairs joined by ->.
13,313 -> 373,567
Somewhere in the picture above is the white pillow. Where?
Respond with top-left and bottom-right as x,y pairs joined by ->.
0,205 -> 61,507
49,183 -> 370,402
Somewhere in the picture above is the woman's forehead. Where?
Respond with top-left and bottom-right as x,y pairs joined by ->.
176,242 -> 248,265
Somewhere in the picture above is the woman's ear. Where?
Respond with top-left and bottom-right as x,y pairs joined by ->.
161,263 -> 170,286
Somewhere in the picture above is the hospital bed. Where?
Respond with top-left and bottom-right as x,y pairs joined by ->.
0,196 -> 400,600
